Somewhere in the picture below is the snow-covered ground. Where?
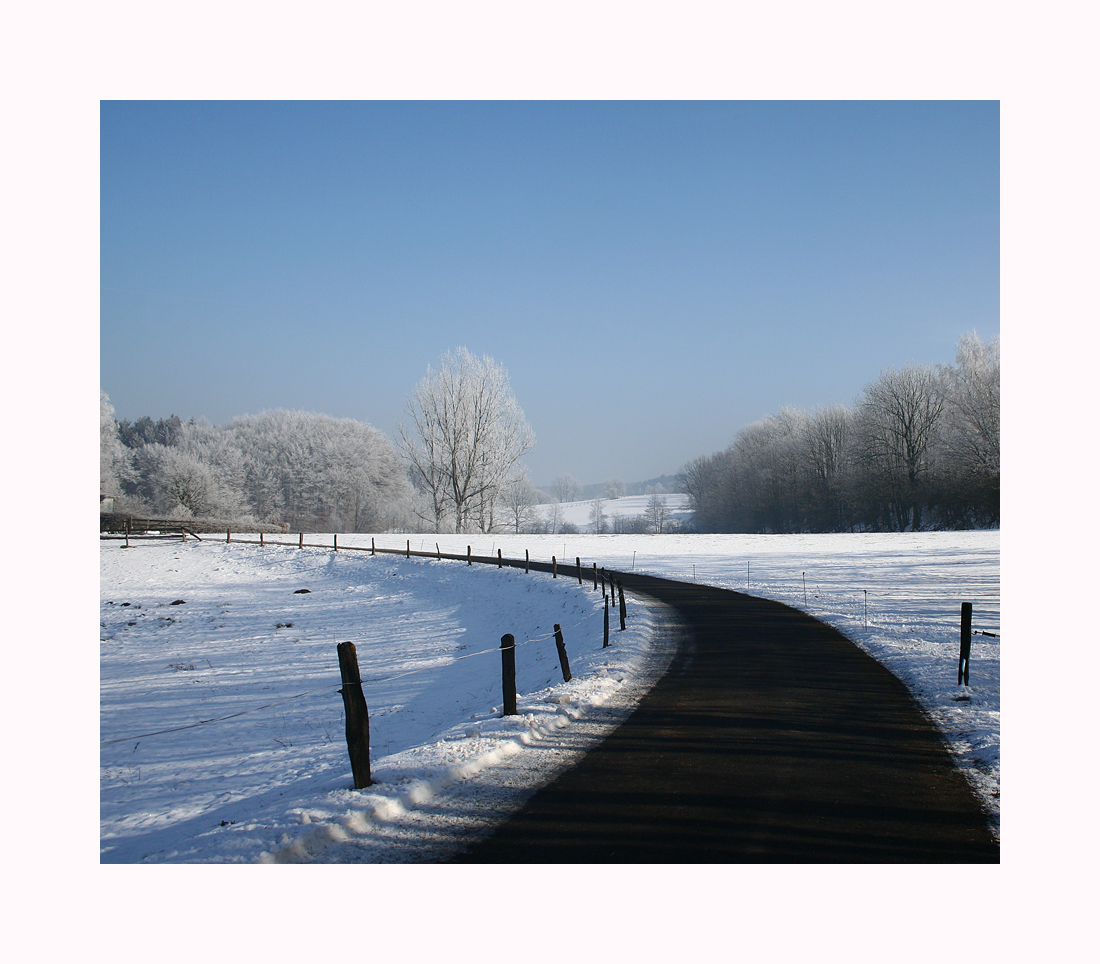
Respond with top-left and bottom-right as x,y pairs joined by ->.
100,538 -> 673,863
101,510 -> 998,864
534,492 -> 692,532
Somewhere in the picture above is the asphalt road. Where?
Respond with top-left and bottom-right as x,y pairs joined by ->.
453,568 -> 999,863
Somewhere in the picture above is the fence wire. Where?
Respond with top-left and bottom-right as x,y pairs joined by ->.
101,545 -> 623,747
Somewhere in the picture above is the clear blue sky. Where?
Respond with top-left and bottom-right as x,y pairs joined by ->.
101,101 -> 999,487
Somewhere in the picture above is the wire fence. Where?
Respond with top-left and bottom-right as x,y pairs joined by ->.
100,543 -> 618,748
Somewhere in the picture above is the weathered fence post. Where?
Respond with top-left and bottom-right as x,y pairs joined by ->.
436,543 -> 441,561
260,532 -> 264,546
619,581 -> 627,630
498,548 -> 503,569
610,577 -> 617,607
592,563 -> 598,590
552,555 -> 557,578
958,602 -> 973,686
300,532 -> 304,549
554,624 -> 572,682
406,539 -> 410,559
604,597 -> 610,648
336,641 -> 372,789
525,549 -> 529,574
334,534 -> 338,550
468,545 -> 472,566
371,537 -> 375,555
227,530 -> 231,544
500,634 -> 517,716
577,557 -> 583,586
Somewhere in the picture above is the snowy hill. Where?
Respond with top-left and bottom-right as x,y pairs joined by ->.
535,493 -> 692,533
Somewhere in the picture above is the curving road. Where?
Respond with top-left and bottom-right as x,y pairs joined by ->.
453,567 -> 999,863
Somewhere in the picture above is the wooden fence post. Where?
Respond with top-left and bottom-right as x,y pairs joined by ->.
552,555 -> 557,578
227,530 -> 231,544
500,634 -> 517,716
437,543 -> 441,560
577,557 -> 583,585
554,624 -> 572,682
498,548 -> 503,569
468,545 -> 472,566
958,602 -> 973,686
525,549 -> 529,574
371,537 -> 375,555
336,641 -> 372,789
260,532 -> 264,546
406,539 -> 410,559
299,532 -> 304,549
334,534 -> 338,550
604,597 -> 610,648
619,582 -> 627,630
592,563 -> 598,590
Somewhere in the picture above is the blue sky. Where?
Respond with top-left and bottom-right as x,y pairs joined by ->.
101,100 -> 999,486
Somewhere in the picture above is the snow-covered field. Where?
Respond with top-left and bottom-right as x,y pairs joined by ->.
533,492 -> 693,532
101,508 -> 999,864
100,537 -> 673,863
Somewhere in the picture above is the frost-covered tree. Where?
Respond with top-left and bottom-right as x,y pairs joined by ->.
147,445 -> 245,518
942,332 -> 999,477
100,390 -> 129,499
398,348 -> 534,533
112,406 -> 411,529
934,332 -> 1000,526
228,410 -> 411,531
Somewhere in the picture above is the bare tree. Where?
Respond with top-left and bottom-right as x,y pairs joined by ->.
553,474 -> 581,504
545,499 -> 563,534
399,348 -> 535,533
502,474 -> 537,533
645,492 -> 669,533
854,365 -> 946,530
589,496 -> 607,534
801,404 -> 853,529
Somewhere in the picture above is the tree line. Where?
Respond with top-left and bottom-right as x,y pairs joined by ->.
677,332 -> 999,532
101,347 -> 537,534
101,335 -> 998,535
100,405 -> 417,531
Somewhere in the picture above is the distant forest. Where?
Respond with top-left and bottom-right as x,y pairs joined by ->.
100,407 -> 418,532
101,333 -> 998,534
677,332 -> 999,532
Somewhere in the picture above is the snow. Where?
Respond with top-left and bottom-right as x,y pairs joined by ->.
101,509 -> 999,865
535,492 -> 693,532
100,536 -> 672,863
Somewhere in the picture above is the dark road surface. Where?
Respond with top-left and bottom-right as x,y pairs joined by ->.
453,568 -> 999,863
